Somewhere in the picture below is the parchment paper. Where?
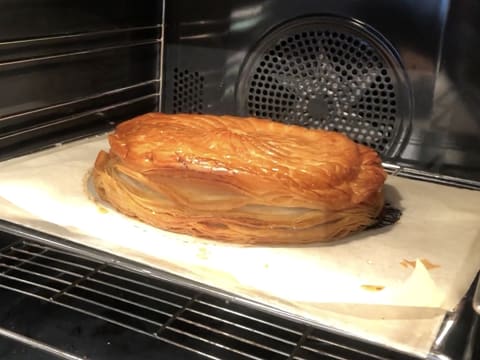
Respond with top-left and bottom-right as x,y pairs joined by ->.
0,135 -> 479,357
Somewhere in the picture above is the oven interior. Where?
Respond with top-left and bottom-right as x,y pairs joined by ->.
0,0 -> 479,359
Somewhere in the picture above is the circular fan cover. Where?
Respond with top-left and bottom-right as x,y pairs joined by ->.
237,17 -> 411,155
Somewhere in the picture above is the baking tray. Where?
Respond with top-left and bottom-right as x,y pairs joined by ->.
0,135 -> 479,358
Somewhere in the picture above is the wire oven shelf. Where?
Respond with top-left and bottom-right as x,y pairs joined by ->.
0,236 -> 423,360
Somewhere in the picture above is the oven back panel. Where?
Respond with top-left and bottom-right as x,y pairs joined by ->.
163,0 -> 480,183
0,0 -> 162,160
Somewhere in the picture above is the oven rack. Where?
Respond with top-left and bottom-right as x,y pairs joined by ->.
382,163 -> 480,190
0,231 -> 423,360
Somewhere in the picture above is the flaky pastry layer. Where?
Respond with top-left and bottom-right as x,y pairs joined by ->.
92,113 -> 387,244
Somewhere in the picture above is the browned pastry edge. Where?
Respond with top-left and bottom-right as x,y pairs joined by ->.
92,113 -> 386,244
92,151 -> 384,244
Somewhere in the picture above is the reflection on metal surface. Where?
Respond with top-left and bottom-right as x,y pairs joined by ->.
230,3 -> 265,31
474,281 -> 480,315
434,318 -> 455,348
0,327 -> 83,360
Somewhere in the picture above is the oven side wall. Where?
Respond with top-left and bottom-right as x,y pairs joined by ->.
0,0 -> 163,160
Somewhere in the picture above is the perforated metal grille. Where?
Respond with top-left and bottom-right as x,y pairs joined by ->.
173,68 -> 204,114
239,18 -> 409,155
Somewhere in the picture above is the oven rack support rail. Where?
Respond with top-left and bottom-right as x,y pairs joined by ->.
382,162 -> 480,191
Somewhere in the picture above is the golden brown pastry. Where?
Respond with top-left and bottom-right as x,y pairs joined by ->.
92,113 -> 386,244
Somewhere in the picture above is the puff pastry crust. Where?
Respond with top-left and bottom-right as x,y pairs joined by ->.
92,113 -> 386,244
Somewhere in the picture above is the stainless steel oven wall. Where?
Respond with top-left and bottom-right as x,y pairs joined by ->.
424,0 -> 480,181
163,0 -> 480,183
0,0 -> 162,160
